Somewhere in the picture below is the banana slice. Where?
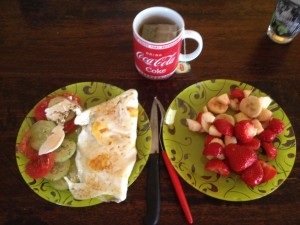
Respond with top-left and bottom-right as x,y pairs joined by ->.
239,96 -> 262,118
216,93 -> 230,105
207,97 -> 228,114
215,114 -> 235,126
234,112 -> 250,122
257,108 -> 273,122
186,119 -> 202,132
229,98 -> 240,111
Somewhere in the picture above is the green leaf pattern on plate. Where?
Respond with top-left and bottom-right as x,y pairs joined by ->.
163,79 -> 296,201
16,82 -> 151,207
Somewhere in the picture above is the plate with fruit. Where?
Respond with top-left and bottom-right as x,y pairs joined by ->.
15,82 -> 152,207
162,79 -> 296,201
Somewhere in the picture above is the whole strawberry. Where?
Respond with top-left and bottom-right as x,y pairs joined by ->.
268,118 -> 285,134
241,138 -> 261,151
262,142 -> 278,160
258,129 -> 276,142
224,144 -> 257,173
234,120 -> 256,143
230,88 -> 245,101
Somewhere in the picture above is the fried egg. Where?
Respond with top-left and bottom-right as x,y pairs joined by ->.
65,89 -> 138,202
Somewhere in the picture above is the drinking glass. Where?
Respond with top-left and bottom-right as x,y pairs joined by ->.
267,0 -> 300,44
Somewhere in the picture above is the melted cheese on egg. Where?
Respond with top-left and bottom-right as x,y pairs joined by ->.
65,89 -> 138,202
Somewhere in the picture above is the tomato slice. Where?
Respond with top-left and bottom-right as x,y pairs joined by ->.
18,129 -> 55,179
17,129 -> 38,160
60,93 -> 82,106
34,97 -> 53,121
33,93 -> 82,134
25,152 -> 55,179
63,117 -> 77,134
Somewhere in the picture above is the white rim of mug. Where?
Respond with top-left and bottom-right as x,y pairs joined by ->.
133,6 -> 185,47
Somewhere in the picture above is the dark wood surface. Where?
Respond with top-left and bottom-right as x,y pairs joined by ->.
1,1 -> 299,225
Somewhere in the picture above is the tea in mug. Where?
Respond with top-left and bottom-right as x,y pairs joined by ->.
139,17 -> 179,43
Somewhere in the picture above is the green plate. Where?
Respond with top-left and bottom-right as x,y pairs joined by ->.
16,82 -> 152,207
162,79 -> 296,201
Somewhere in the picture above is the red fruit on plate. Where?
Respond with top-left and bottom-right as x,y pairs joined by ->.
259,160 -> 277,183
268,118 -> 285,134
196,112 -> 203,124
203,142 -> 225,160
25,152 -> 55,179
240,161 -> 263,187
17,129 -> 38,160
262,142 -> 277,160
224,144 -> 258,173
230,88 -> 245,101
234,120 -> 256,143
204,135 -> 219,147
258,129 -> 276,142
205,159 -> 230,176
241,138 -> 261,151
213,119 -> 234,136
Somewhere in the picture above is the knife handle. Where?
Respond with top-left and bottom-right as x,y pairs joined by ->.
144,153 -> 160,225
162,151 -> 193,224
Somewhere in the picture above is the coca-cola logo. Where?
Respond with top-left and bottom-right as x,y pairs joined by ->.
136,51 -> 177,67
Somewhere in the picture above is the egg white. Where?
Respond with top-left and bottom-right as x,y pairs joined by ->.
65,89 -> 138,202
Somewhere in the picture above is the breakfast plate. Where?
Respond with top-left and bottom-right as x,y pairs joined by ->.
15,82 -> 152,207
162,79 -> 296,201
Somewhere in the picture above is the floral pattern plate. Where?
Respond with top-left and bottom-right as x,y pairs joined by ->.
162,79 -> 296,201
16,82 -> 152,207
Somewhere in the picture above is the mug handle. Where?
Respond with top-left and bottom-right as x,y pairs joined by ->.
179,30 -> 203,62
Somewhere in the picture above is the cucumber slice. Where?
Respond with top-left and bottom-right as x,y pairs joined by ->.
48,96 -> 75,122
30,120 -> 56,150
44,159 -> 71,181
48,178 -> 69,191
66,156 -> 79,183
54,138 -> 76,162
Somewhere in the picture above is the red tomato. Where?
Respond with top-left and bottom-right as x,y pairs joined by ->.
61,93 -> 82,106
33,93 -> 82,134
34,97 -> 52,121
25,152 -> 55,179
17,129 -> 38,160
63,117 -> 77,134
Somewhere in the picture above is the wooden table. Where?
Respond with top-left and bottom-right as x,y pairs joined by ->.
1,1 -> 299,224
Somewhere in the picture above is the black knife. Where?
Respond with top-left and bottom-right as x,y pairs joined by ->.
143,98 -> 160,225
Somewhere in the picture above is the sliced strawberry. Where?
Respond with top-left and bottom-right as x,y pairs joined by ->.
205,159 -> 230,176
258,129 -> 276,142
259,160 -> 277,183
268,118 -> 284,134
196,112 -> 203,124
234,120 -> 256,143
224,144 -> 257,173
204,135 -> 219,147
241,138 -> 261,151
224,135 -> 237,146
240,161 -> 263,187
230,88 -> 245,101
213,119 -> 234,136
203,142 -> 225,160
262,142 -> 277,160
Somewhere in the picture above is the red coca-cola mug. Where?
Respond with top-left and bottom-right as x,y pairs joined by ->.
133,7 -> 203,80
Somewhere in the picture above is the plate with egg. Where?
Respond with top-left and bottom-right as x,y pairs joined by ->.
16,82 -> 152,207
